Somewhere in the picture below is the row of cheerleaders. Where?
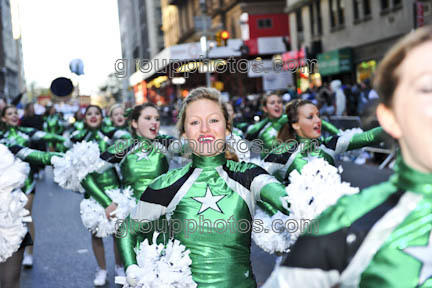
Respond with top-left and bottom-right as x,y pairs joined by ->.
2,27 -> 432,288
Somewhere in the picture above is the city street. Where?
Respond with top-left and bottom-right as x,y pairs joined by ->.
19,128 -> 394,287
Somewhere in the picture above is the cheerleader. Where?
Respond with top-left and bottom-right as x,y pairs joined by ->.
263,25 -> 432,288
262,99 -> 388,183
101,103 -> 131,141
0,144 -> 61,288
225,102 -> 244,138
81,103 -> 177,209
224,102 -> 250,162
0,105 -> 65,267
43,106 -> 65,152
67,104 -> 124,286
245,93 -> 339,159
118,87 -> 291,287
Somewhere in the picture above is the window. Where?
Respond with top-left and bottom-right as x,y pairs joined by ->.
330,0 -> 344,28
381,0 -> 390,11
363,0 -> 371,16
353,0 -> 360,20
310,0 -> 322,36
296,10 -> 303,32
258,18 -> 273,29
330,0 -> 337,27
338,0 -> 345,25
317,0 -> 322,35
393,0 -> 402,7
353,0 -> 371,21
309,4 -> 315,36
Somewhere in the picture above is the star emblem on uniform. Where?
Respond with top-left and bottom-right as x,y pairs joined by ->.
136,151 -> 149,161
268,128 -> 278,138
403,231 -> 432,286
192,185 -> 225,215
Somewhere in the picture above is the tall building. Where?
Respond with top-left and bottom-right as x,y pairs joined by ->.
117,0 -> 164,103
285,0 -> 432,83
144,0 -> 293,98
0,0 -> 25,102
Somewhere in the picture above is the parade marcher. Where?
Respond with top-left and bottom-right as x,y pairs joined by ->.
0,105 -> 65,268
118,87 -> 291,287
225,102 -> 244,138
330,79 -> 346,116
263,99 -> 387,183
21,103 -> 46,178
245,93 -> 339,159
66,104 -> 124,286
101,103 -> 131,142
81,103 -> 177,210
224,102 -> 250,162
0,144 -> 61,288
43,105 -> 66,152
263,25 -> 432,288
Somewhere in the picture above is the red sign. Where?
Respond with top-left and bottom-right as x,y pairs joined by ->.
417,1 -> 424,28
282,48 -> 306,71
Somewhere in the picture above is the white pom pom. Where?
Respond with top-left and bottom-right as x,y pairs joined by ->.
116,232 -> 197,288
285,157 -> 359,226
52,141 -> 107,192
252,207 -> 297,254
252,158 -> 359,254
80,187 -> 136,238
0,144 -> 31,263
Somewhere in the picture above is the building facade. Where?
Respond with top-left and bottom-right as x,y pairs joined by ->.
0,0 -> 25,102
117,0 -> 165,103
286,0 -> 432,83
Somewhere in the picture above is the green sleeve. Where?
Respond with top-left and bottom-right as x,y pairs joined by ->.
116,217 -> 159,268
80,173 -> 114,208
259,182 -> 290,216
11,145 -> 61,166
321,119 -> 340,135
278,114 -> 288,125
235,122 -> 249,132
35,130 -> 65,143
116,216 -> 139,268
347,127 -> 387,151
245,118 -> 269,140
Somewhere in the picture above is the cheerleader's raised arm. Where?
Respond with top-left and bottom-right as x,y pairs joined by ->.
263,99 -> 388,182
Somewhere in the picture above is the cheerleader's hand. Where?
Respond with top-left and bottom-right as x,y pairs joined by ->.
105,202 -> 118,219
126,264 -> 140,287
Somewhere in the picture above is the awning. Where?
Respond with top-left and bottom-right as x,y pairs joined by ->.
129,40 -> 243,86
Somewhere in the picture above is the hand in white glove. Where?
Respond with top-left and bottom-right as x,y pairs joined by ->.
126,264 -> 140,287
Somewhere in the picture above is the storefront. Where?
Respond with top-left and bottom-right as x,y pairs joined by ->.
317,47 -> 353,83
281,48 -> 322,93
352,35 -> 401,83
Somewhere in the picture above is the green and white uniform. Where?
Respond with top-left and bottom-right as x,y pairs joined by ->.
264,155 -> 432,287
264,127 -> 386,183
246,115 -> 339,159
0,126 -> 65,194
81,135 -> 175,207
44,114 -> 66,151
118,153 -> 290,287
69,127 -> 121,199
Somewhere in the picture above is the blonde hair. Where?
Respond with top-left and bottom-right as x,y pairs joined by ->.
177,87 -> 238,161
109,103 -> 124,117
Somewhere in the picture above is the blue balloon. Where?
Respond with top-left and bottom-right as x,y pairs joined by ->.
69,59 -> 84,75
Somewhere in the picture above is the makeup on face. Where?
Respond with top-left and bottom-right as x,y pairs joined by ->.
133,107 -> 160,140
184,99 -> 228,156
